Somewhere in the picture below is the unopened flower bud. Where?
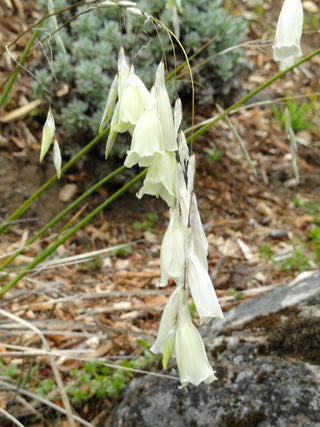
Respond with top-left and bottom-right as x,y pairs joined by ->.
40,108 -> 55,162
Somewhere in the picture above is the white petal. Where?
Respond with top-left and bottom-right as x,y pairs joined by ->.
136,153 -> 177,207
279,56 -> 295,71
175,293 -> 217,387
124,105 -> 165,168
186,229 -> 224,324
150,286 -> 182,354
117,47 -> 130,96
155,62 -> 177,151
118,67 -> 150,126
272,0 -> 303,61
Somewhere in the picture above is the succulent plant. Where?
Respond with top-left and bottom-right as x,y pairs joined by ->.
33,0 -> 246,141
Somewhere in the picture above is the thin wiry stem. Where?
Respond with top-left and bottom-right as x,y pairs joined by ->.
0,381 -> 94,427
0,169 -> 146,296
0,309 -> 76,427
0,407 -> 25,427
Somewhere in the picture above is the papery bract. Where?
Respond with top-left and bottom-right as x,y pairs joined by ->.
160,207 -> 186,286
272,0 -> 303,62
99,73 -> 118,133
53,139 -> 62,178
174,97 -> 182,137
175,292 -> 217,387
187,154 -> 195,194
178,131 -> 189,172
154,62 -> 177,152
136,152 -> 177,207
176,163 -> 190,228
185,229 -> 224,324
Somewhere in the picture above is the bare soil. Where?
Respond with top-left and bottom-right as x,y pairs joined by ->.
0,0 -> 319,425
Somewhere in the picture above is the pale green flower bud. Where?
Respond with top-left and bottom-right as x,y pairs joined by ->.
175,291 -> 217,387
150,286 -> 182,355
40,108 -> 55,162
185,228 -> 224,324
53,139 -> 62,178
160,207 -> 186,287
136,152 -> 177,207
272,0 -> 303,63
99,74 -> 118,133
154,62 -> 177,152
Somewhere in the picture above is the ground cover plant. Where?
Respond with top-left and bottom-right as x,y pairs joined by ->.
0,0 -> 319,425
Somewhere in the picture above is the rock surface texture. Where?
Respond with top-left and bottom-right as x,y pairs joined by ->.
105,272 -> 320,427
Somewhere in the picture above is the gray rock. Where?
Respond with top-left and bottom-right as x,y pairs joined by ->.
105,272 -> 320,427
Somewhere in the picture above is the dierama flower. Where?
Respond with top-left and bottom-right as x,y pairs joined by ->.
150,286 -> 182,354
136,151 -> 177,207
124,88 -> 165,168
154,62 -> 177,152
272,0 -> 303,68
160,207 -> 186,286
175,291 -> 217,387
185,229 -> 224,324
117,66 -> 151,129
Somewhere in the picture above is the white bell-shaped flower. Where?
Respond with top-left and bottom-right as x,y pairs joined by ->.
124,89 -> 165,168
189,193 -> 208,270
185,229 -> 224,324
272,0 -> 303,63
175,291 -> 217,387
150,286 -> 182,354
136,152 -> 177,207
118,66 -> 151,128
154,62 -> 177,152
160,207 -> 186,287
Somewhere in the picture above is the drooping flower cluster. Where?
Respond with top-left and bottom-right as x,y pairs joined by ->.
101,48 -> 223,387
272,0 -> 304,70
